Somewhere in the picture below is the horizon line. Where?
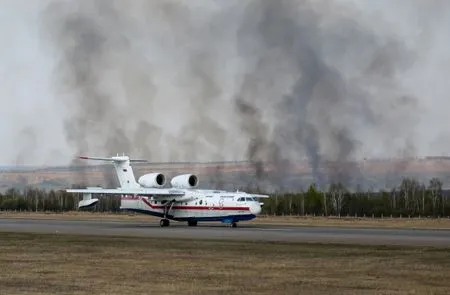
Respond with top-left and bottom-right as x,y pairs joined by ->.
1,155 -> 450,171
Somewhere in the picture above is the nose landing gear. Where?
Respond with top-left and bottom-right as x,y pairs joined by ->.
228,222 -> 237,228
222,218 -> 238,228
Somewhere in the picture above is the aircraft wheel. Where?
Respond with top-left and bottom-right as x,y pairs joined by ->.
231,222 -> 237,228
188,220 -> 198,227
160,219 -> 170,227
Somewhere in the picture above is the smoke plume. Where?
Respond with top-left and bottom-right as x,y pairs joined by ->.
232,0 -> 418,189
2,0 -> 447,190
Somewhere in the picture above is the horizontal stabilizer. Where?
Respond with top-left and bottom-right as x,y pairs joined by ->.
78,156 -> 148,163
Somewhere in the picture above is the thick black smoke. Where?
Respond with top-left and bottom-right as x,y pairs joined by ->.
39,0 -> 419,191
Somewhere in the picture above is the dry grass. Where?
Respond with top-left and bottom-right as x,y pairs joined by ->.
2,211 -> 450,229
0,232 -> 450,295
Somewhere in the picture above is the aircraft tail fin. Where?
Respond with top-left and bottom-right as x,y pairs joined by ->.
78,154 -> 147,188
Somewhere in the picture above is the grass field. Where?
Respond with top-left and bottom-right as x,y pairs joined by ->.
2,211 -> 450,229
0,232 -> 449,295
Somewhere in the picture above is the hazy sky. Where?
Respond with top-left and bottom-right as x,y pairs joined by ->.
349,0 -> 450,153
1,0 -> 450,167
0,0 -> 68,165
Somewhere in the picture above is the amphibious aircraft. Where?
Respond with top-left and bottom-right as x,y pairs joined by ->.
66,155 -> 269,228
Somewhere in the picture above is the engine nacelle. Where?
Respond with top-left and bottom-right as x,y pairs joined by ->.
170,174 -> 199,189
138,173 -> 166,188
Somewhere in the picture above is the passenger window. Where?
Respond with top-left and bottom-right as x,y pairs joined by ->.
199,200 -> 203,205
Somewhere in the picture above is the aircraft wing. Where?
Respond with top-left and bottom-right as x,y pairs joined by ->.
66,187 -> 186,209
66,187 -> 185,197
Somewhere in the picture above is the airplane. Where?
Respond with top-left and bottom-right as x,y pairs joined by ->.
66,154 -> 269,228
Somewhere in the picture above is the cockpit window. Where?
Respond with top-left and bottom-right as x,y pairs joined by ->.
245,197 -> 255,202
237,197 -> 245,202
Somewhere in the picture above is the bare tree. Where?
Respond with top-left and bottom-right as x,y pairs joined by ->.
428,178 -> 442,216
329,183 -> 346,216
421,184 -> 426,215
399,177 -> 421,214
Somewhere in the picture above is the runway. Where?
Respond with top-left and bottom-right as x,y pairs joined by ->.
1,218 -> 450,246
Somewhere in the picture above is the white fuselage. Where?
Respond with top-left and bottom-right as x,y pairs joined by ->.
66,155 -> 269,226
120,189 -> 262,223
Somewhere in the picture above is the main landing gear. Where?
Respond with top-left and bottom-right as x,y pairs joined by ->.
188,220 -> 197,227
160,218 -> 170,227
161,219 -> 197,227
160,200 -> 175,227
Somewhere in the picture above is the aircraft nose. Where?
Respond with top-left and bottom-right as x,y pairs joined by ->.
250,203 -> 262,215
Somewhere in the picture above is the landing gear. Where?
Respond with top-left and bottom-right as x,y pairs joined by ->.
187,220 -> 198,227
160,218 -> 170,227
160,200 -> 175,227
222,219 -> 238,228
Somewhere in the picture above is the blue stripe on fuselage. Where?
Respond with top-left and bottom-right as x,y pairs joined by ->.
120,208 -> 256,222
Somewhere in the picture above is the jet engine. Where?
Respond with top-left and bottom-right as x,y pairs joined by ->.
138,173 -> 166,188
170,174 -> 199,189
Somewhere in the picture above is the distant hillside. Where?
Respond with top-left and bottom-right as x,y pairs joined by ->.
1,157 -> 450,192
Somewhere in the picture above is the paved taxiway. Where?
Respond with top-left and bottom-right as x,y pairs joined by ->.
1,218 -> 450,246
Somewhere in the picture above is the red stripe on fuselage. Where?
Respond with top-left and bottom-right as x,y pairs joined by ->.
139,197 -> 250,211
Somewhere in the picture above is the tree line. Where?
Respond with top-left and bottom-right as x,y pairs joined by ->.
1,177 -> 449,217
